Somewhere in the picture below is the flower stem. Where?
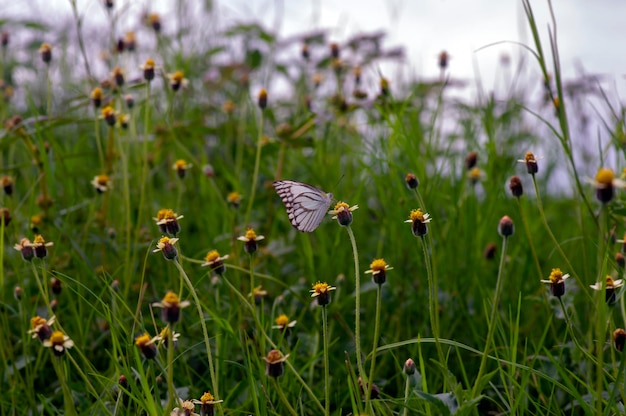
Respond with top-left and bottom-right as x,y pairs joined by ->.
245,111 -> 264,226
346,225 -> 365,383
403,374 -> 411,416
365,283 -> 383,412
322,305 -> 330,416
173,260 -> 222,416
272,377 -> 298,416
419,236 -> 446,369
165,324 -> 177,412
471,234 -> 509,399
515,197 -> 542,280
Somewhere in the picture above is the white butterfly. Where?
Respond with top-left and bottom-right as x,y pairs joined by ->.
273,180 -> 333,232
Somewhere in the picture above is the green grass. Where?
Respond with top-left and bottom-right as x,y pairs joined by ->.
0,0 -> 625,415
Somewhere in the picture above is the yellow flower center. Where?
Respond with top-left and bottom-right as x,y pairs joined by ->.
49,331 -> 65,345
171,71 -> 184,82
143,58 -> 155,69
369,258 -> 388,272
252,286 -> 267,296
312,281 -> 332,294
91,87 -> 103,100
525,152 -> 536,163
468,167 -> 482,180
135,333 -> 152,347
258,88 -> 268,99
333,202 -> 349,212
31,316 -> 46,328
245,229 -> 258,240
227,192 -> 241,204
162,291 -> 180,306
205,250 -> 220,263
200,392 -> 215,403
158,236 -> 173,246
101,106 -> 115,118
409,209 -> 425,222
596,168 -> 615,185
174,159 -> 187,170
549,268 -> 563,283
606,275 -> 616,288
112,66 -> 123,76
33,235 -> 45,245
275,314 -> 290,326
95,175 -> 109,186
31,215 -> 43,226
148,13 -> 160,24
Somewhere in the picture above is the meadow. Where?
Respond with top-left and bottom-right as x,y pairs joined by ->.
1,0 -> 626,414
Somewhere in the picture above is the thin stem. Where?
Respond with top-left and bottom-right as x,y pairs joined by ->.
346,225 -> 365,382
173,260 -> 222,416
403,374 -> 411,416
471,234 -> 509,398
165,325 -> 177,412
365,283 -> 383,411
52,358 -> 77,416
515,197 -> 542,280
272,377 -> 298,416
322,305 -> 330,416
419,236 -> 446,368
245,111 -> 264,226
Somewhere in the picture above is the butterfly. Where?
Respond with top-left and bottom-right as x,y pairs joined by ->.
273,180 -> 333,232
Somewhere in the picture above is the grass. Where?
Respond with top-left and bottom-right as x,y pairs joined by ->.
1,0 -> 626,414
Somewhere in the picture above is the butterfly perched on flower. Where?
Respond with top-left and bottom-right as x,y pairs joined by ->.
273,180 -> 333,232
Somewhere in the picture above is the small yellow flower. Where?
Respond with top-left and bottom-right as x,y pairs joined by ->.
28,234 -> 53,259
540,268 -> 570,297
28,315 -> 55,341
135,332 -> 158,359
405,173 -> 419,189
201,250 -> 229,275
152,291 -> 191,324
517,152 -> 542,175
153,209 -> 184,235
250,286 -> 268,304
42,330 -> 74,356
237,228 -> 265,254
91,87 -> 103,108
589,167 -> 626,204
172,159 -> 192,178
167,70 -> 189,91
91,174 -> 112,193
467,167 -> 483,184
310,281 -> 336,306
140,58 -> 156,81
39,42 -> 52,63
258,88 -> 268,109
272,314 -> 297,330
328,201 -> 358,227
590,275 -> 625,305
227,191 -> 242,208
111,66 -> 124,87
405,209 -> 432,237
153,236 -> 179,260
192,391 -> 223,414
100,105 -> 116,126
365,258 -> 393,285
148,13 -> 161,32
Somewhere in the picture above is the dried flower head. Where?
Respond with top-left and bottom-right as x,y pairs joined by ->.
509,175 -> 523,198
15,238 -> 35,261
124,31 -> 136,51
498,215 -> 514,237
91,87 -> 103,109
403,358 -> 416,376
405,209 -> 432,237
614,328 -> 626,352
148,13 -> 161,32
365,258 -> 393,285
310,281 -> 336,306
465,151 -> 478,170
405,173 -> 419,189
540,268 -> 570,297
483,242 -> 497,260
112,66 -> 124,87
258,88 -> 268,109
28,315 -> 55,342
438,50 -> 449,70
43,330 -> 74,356
263,349 -> 289,378
152,291 -> 191,324
329,202 -> 358,227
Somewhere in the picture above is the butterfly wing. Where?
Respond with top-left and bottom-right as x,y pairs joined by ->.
273,180 -> 332,232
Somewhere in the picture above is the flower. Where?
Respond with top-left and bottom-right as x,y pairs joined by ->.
517,152 -> 542,175
509,176 -> 523,198
192,391 -> 223,416
171,399 -> 199,416
152,291 -> 190,324
438,50 -> 449,70
153,209 -> 184,235
172,159 -> 192,179
153,237 -> 179,260
405,209 -> 432,237
465,151 -> 478,170
540,268 -> 570,297
329,202 -> 358,227
272,314 -> 297,331
155,327 -> 180,347
467,167 -> 483,184
497,215 -> 514,238
310,281 -> 336,306
201,250 -> 229,275
590,275 -> 624,305
168,71 -> 189,91
135,332 -> 158,359
258,88 -> 268,109
100,106 -> 116,127
111,66 -> 124,87
251,286 -> 268,304
614,328 -> 626,352
1,175 -> 12,195
263,349 -> 289,378
43,330 -> 74,356
28,315 -> 55,342
405,173 -> 419,189
148,13 -> 161,32
124,31 -> 136,51
28,234 -> 53,259
237,228 -> 265,254
589,167 -> 626,204
140,58 -> 156,81
403,358 -> 416,376
227,192 -> 242,209
365,258 -> 393,285
91,87 -> 103,108
39,42 -> 52,64
30,215 -> 43,233
91,174 -> 112,193
14,238 -> 34,262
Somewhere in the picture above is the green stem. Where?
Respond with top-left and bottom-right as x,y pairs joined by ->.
346,226 -> 365,382
365,283 -> 383,412
515,197 -> 542,280
52,357 -> 77,416
245,111 -> 264,226
173,260 -> 222,416
403,373 -> 411,416
165,324 -> 177,412
419,236 -> 446,369
471,235 -> 509,398
272,377 -> 298,416
322,305 -> 330,416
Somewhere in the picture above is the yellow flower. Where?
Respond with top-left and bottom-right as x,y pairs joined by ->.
237,228 -> 265,254
405,209 -> 432,237
42,330 -> 74,356
540,268 -> 570,297
140,58 -> 156,81
152,291 -> 190,324
590,275 -> 625,305
365,258 -> 393,285
201,250 -> 229,275
167,70 -> 189,91
517,152 -> 542,175
172,159 -> 192,178
153,209 -> 184,235
328,201 -> 358,227
28,234 -> 53,259
227,192 -> 242,208
589,167 -> 626,204
310,281 -> 336,306
153,236 -> 179,260
192,391 -> 223,414
91,174 -> 112,193
272,313 -> 297,330
135,332 -> 158,359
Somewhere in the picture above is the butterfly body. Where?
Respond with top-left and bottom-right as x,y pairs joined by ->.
273,180 -> 333,232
